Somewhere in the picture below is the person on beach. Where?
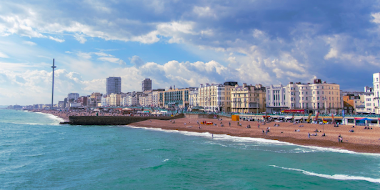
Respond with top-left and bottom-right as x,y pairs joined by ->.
229,122 -> 231,126
308,133 -> 310,138
258,123 -> 260,128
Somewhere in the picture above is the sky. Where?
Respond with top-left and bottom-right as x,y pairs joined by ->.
1,0 -> 380,105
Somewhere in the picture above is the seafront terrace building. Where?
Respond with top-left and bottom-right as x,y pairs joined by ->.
266,79 -> 343,114
231,83 -> 266,113
163,86 -> 191,109
189,88 -> 199,108
197,82 -> 237,112
109,93 -> 121,106
152,89 -> 165,107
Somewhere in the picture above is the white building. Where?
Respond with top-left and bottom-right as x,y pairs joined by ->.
67,93 -> 79,102
363,93 -> 377,113
198,82 -> 236,112
101,95 -> 109,107
372,73 -> 380,114
152,90 -> 164,107
189,88 -> 199,108
266,79 -> 343,114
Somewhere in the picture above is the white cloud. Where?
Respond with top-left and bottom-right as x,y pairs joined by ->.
324,48 -> 338,59
193,6 -> 216,18
74,33 -> 87,44
23,41 -> 36,46
0,51 -> 9,58
77,52 -> 92,59
48,36 -> 64,43
372,12 -> 380,24
93,52 -> 111,57
129,55 -> 145,67
98,57 -> 126,65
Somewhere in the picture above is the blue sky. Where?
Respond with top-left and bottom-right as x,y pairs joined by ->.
1,0 -> 380,105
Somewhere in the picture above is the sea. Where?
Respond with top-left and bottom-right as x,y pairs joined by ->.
1,109 -> 380,189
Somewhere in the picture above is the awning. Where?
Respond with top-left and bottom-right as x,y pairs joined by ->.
355,118 -> 372,120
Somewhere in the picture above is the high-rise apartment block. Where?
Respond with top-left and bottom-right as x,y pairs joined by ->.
142,78 -> 152,92
106,77 -> 121,95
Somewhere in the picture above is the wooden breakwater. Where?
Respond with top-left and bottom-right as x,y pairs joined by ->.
67,114 -> 184,125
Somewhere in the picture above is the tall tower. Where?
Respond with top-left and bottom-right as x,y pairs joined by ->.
142,78 -> 152,91
51,59 -> 56,109
106,77 -> 122,94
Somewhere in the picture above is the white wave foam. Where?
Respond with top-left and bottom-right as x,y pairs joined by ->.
163,159 -> 169,162
269,165 -> 380,183
127,125 -> 296,145
34,112 -> 64,125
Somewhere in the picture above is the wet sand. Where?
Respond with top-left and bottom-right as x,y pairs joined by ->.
38,110 -> 380,153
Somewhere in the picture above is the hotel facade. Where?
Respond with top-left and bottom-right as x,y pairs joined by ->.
266,79 -> 343,114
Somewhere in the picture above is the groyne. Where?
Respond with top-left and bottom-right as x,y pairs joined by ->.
67,114 -> 184,125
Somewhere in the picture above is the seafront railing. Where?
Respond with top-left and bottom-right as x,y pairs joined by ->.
181,111 -> 380,119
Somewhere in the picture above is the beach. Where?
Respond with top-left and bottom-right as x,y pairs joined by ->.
132,117 -> 380,154
39,110 -> 380,154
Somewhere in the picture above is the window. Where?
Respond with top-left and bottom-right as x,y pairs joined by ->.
306,97 -> 308,100
317,91 -> 319,94
302,97 -> 304,100
322,91 -> 324,94
317,97 -> 319,100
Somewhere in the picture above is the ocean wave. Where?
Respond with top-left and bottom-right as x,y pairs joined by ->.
34,112 -> 64,124
0,121 -> 45,126
269,165 -> 380,184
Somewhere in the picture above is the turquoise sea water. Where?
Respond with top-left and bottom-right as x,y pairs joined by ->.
1,109 -> 380,189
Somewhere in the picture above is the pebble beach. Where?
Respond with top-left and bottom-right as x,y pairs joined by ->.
38,110 -> 380,154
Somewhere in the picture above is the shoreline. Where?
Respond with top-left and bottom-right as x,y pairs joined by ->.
130,118 -> 380,154
36,110 -> 380,154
